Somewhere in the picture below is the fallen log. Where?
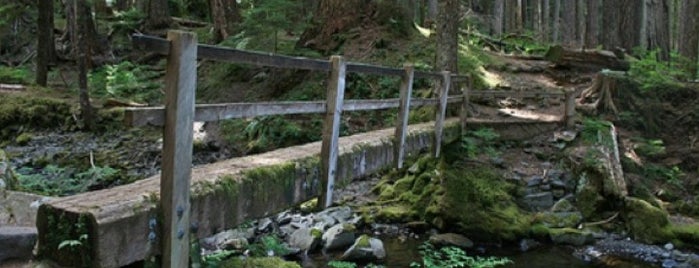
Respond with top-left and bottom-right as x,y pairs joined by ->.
545,45 -> 629,71
0,84 -> 26,92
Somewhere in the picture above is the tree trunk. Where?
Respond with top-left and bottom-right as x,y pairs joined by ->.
37,0 -> 54,86
436,0 -> 459,73
146,0 -> 171,29
552,0 -> 560,42
297,0 -> 366,53
560,0 -> 577,47
71,0 -> 94,129
542,0 -> 549,41
678,0 -> 699,77
492,0 -> 504,36
426,0 -> 438,26
504,0 -> 518,33
63,0 -> 101,61
619,0 -> 642,52
602,0 -> 621,50
209,0 -> 241,43
643,0 -> 670,60
584,0 -> 600,48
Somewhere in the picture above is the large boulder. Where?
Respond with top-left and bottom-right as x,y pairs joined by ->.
623,197 -> 672,244
0,226 -> 37,262
288,227 -> 321,253
428,233 -> 474,249
549,228 -> 594,246
340,235 -> 386,262
322,223 -> 356,251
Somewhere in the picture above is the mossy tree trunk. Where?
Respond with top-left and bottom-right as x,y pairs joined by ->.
209,0 -> 241,43
69,0 -> 95,130
146,0 -> 171,30
435,0 -> 459,74
36,0 -> 55,86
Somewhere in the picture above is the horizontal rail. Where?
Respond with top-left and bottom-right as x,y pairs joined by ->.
346,63 -> 403,76
123,97 -> 464,126
132,34 -> 475,80
133,34 -> 331,71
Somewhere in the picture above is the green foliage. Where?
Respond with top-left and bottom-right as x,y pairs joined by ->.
16,165 -> 120,196
111,8 -> 145,31
581,118 -> 613,146
0,65 -> 30,84
410,243 -> 512,268
644,164 -> 685,186
247,235 -> 289,257
202,249 -> 237,267
89,61 -> 161,104
460,128 -> 500,158
58,234 -> 88,250
328,261 -> 358,268
220,116 -> 321,154
632,137 -> 666,157
628,48 -> 691,91
232,0 -> 307,53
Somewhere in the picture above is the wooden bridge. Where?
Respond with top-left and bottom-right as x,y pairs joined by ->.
35,31 -> 575,267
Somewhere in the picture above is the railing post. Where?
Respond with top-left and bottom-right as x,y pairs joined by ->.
564,89 -> 576,128
460,75 -> 471,134
318,55 -> 346,210
160,30 -> 197,268
434,71 -> 450,158
394,64 -> 414,169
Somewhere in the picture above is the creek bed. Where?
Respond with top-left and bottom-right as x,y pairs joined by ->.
303,237 -> 656,268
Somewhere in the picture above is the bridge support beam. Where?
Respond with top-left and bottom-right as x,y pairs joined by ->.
394,64 -> 414,169
318,56 -> 347,209
160,30 -> 197,268
433,71 -> 451,158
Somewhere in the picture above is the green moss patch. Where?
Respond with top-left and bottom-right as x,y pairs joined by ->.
220,257 -> 301,268
623,197 -> 673,244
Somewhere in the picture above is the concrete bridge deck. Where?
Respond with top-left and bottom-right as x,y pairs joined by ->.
36,117 -> 560,267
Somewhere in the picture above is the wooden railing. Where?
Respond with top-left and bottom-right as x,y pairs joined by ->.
127,30 -> 573,267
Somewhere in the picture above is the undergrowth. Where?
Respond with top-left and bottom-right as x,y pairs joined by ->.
15,165 -> 120,196
410,243 -> 512,268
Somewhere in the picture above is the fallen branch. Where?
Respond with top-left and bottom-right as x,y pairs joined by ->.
582,212 -> 620,227
172,17 -> 209,28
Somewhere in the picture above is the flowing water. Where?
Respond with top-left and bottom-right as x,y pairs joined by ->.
304,237 -> 657,268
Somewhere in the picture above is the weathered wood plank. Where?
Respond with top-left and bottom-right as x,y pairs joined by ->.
433,71 -> 450,158
411,98 -> 440,107
124,100 -> 407,127
414,70 -> 443,79
318,56 -> 346,209
132,34 -> 331,71
160,31 -> 197,268
564,89 -> 576,128
460,77 -> 472,133
394,64 -> 414,169
346,62 -> 403,76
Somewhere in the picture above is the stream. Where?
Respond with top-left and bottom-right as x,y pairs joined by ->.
304,237 -> 655,268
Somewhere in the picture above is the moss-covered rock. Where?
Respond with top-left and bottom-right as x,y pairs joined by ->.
671,222 -> 699,246
220,257 -> 301,268
575,172 -> 606,219
0,95 -> 73,139
433,167 -> 532,241
549,228 -> 594,246
375,204 -> 414,223
0,149 -> 18,190
623,197 -> 672,244
536,211 -> 583,228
